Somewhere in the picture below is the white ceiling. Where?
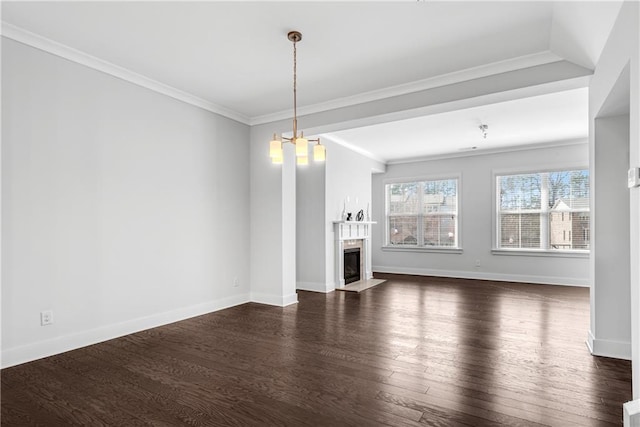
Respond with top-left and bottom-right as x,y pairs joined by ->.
322,87 -> 589,163
1,1 -> 623,163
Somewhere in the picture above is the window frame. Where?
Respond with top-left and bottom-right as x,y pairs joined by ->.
383,174 -> 462,253
492,165 -> 590,258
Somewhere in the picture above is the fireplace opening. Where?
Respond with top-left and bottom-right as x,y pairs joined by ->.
344,248 -> 361,285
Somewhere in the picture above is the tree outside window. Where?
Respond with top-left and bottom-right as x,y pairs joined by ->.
497,170 -> 589,251
386,178 -> 458,248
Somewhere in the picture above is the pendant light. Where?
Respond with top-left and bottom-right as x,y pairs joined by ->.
269,31 -> 325,165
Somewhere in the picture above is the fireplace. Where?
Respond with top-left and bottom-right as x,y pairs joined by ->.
333,220 -> 375,289
343,248 -> 361,284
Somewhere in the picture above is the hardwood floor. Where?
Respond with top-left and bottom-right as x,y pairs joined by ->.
1,274 -> 632,426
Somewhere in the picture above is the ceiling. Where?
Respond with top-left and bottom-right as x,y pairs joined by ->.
1,1 -> 623,163
323,87 -> 589,164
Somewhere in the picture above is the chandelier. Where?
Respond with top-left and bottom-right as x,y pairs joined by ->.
269,31 -> 325,165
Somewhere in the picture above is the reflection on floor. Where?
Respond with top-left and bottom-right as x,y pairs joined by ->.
1,274 -> 632,425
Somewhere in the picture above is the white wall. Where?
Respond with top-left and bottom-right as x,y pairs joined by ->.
324,140 -> 385,290
587,0 -> 639,386
1,39 -> 251,367
296,158 -> 326,292
372,142 -> 590,286
590,114 -> 631,359
324,140 -> 385,223
295,139 -> 384,293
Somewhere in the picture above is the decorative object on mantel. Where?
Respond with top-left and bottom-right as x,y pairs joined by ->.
355,209 -> 364,221
346,212 -> 353,221
341,200 -> 347,221
269,30 -> 326,165
366,203 -> 370,221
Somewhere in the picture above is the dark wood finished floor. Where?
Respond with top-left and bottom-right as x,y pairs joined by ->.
1,274 -> 632,426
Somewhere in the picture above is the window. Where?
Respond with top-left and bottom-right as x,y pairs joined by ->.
386,178 -> 458,248
496,169 -> 590,251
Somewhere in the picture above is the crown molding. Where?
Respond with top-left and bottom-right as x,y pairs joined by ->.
385,137 -> 588,165
1,22 -> 251,125
0,21 -> 577,136
250,50 -> 564,126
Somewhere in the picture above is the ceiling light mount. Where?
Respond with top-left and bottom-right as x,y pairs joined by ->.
479,124 -> 488,139
287,31 -> 302,43
269,30 -> 325,165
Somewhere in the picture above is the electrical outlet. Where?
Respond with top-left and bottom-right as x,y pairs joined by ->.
475,259 -> 481,267
233,277 -> 239,287
40,310 -> 53,326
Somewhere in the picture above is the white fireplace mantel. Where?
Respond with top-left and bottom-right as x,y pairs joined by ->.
333,221 -> 376,288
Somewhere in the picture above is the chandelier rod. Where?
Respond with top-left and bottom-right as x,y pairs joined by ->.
293,36 -> 297,138
291,31 -> 300,139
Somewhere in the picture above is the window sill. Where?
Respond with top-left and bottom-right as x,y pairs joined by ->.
382,246 -> 463,254
491,248 -> 589,258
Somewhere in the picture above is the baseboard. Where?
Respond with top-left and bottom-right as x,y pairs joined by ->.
587,330 -> 631,360
1,293 -> 251,369
296,281 -> 335,293
372,265 -> 590,287
586,330 -> 595,354
623,399 -> 640,427
250,292 -> 299,307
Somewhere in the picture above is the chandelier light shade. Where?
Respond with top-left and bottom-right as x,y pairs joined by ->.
269,136 -> 282,158
295,136 -> 308,157
272,149 -> 283,165
270,31 -> 325,165
313,142 -> 326,161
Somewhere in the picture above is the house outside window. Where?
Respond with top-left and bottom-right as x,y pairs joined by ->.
386,178 -> 459,248
496,169 -> 590,252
